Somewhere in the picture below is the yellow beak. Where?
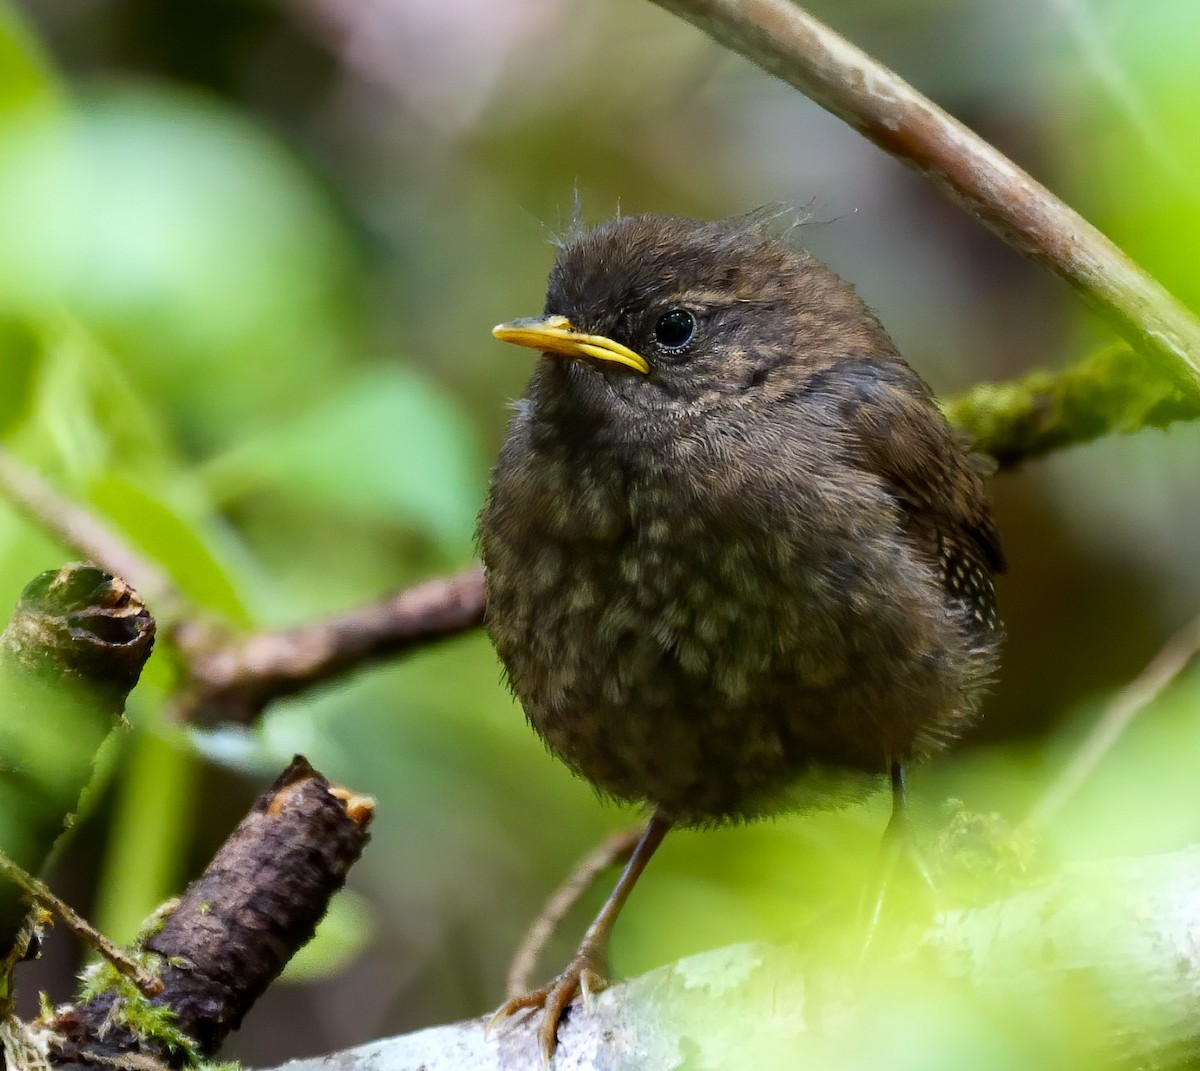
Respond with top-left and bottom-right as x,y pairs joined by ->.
492,315 -> 650,375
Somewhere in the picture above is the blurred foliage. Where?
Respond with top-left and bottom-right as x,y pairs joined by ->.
0,599 -> 122,924
0,0 -> 1196,1066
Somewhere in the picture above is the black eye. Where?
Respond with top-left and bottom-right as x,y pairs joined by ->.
653,308 -> 696,351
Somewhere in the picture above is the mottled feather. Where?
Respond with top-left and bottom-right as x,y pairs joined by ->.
480,214 -> 1003,826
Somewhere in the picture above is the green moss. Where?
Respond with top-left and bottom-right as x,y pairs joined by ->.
931,798 -> 1041,903
75,959 -> 201,1067
943,344 -> 1199,468
133,898 -> 181,946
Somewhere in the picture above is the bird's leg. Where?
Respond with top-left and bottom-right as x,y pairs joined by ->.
886,762 -> 936,891
861,762 -> 935,949
490,811 -> 672,1067
506,824 -> 645,1000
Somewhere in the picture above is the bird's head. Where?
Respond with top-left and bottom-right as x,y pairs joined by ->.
493,214 -> 897,429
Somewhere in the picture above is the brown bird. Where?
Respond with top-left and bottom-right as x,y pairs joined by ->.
479,213 -> 1003,1061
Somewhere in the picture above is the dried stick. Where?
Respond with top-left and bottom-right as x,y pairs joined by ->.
46,757 -> 374,1066
646,0 -> 1200,393
0,848 -> 162,998
506,824 -> 645,1000
1027,613 -> 1200,828
172,565 -> 485,724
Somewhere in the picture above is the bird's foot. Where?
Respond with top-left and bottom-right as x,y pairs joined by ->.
859,827 -> 939,955
859,764 -> 940,953
488,952 -> 607,1068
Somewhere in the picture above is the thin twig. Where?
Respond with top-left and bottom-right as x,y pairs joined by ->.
1027,613 -> 1200,828
646,0 -> 1200,392
172,565 -> 485,724
0,448 -> 180,618
506,824 -> 646,1000
0,446 -> 485,724
0,849 -> 163,998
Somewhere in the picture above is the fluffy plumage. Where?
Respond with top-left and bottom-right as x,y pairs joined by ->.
480,214 -> 1003,826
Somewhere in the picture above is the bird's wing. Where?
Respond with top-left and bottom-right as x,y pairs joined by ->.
822,357 -> 1005,627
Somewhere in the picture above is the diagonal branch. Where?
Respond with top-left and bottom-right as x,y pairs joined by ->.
0,448 -> 180,618
646,0 -> 1200,394
45,757 -> 375,1067
172,566 -> 485,725
0,445 -> 485,725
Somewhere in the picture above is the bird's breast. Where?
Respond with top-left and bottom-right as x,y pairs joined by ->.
480,410 -> 984,822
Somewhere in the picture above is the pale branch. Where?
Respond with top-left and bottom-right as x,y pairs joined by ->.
262,846 -> 1200,1071
646,0 -> 1200,394
171,565 -> 485,725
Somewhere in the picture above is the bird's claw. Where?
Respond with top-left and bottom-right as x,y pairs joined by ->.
487,955 -> 608,1066
577,965 -> 606,1012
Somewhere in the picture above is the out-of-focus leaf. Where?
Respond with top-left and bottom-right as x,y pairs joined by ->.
0,317 -> 38,436
0,317 -> 256,624
82,472 -> 255,624
202,366 -> 484,554
280,889 -> 375,983
1057,0 -> 1200,309
93,728 -> 199,945
0,1 -> 58,113
0,86 -> 358,448
16,316 -> 172,480
1041,662 -> 1200,861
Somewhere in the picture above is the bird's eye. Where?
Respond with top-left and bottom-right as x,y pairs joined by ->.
653,308 -> 697,351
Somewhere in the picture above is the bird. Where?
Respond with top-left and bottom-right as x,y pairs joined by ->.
478,212 -> 1004,1062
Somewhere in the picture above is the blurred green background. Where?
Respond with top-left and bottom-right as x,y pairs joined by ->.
1,0 -> 1200,1064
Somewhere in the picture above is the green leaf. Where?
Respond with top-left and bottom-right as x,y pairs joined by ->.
203,366 -> 484,554
0,317 -> 256,625
0,1 -> 59,114
278,889 -> 374,983
82,472 -> 255,624
0,317 -> 39,437
0,85 -> 358,448
93,730 -> 199,945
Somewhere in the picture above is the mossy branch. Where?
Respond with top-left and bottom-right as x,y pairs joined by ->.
945,343 -> 1200,467
43,758 -> 374,1069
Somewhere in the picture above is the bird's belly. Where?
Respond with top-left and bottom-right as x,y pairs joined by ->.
485,517 -> 967,824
